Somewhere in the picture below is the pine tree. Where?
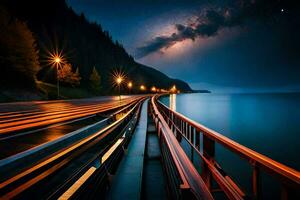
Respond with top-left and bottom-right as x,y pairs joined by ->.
89,67 -> 101,93
72,67 -> 81,86
0,6 -> 40,88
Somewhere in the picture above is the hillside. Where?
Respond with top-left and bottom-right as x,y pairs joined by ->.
1,0 -> 191,95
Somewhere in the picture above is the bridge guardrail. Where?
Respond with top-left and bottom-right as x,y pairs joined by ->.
154,94 -> 300,200
150,96 -> 213,200
0,98 -> 145,199
52,99 -> 144,199
0,97 -> 142,182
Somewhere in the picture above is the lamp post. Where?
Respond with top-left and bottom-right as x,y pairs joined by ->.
170,85 -> 176,94
127,81 -> 133,94
53,56 -> 62,99
140,85 -> 146,93
151,86 -> 157,93
116,76 -> 123,101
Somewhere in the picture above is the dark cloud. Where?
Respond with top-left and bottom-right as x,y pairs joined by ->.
137,36 -> 175,57
135,0 -> 297,58
135,7 -> 233,58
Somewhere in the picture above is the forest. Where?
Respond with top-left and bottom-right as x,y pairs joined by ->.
0,0 -> 191,101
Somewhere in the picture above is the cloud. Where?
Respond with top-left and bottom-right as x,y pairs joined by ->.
135,8 -> 231,58
135,0 -> 282,58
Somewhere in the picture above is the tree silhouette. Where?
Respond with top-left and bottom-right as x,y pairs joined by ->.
89,67 -> 101,94
58,63 -> 81,87
0,6 -> 39,89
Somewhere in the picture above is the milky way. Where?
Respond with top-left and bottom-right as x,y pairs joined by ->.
136,0 -> 295,58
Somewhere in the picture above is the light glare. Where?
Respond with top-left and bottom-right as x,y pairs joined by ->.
128,82 -> 133,88
140,85 -> 145,91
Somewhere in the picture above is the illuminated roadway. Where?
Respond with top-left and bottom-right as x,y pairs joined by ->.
0,95 -> 145,199
0,95 -> 143,159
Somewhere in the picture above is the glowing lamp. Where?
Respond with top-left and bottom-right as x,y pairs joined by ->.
151,86 -> 156,92
54,57 -> 61,64
116,76 -> 123,85
128,82 -> 133,88
140,85 -> 146,91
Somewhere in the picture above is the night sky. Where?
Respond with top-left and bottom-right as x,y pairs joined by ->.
67,0 -> 300,92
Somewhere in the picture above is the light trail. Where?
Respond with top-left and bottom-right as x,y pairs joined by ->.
0,96 -> 141,135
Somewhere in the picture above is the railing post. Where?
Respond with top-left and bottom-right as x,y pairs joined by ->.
281,185 -> 288,200
180,120 -> 183,133
189,126 -> 192,141
202,134 -> 215,190
195,130 -> 200,151
187,125 -> 190,140
183,122 -> 186,136
252,164 -> 261,200
280,184 -> 292,200
177,119 -> 182,142
190,127 -> 195,163
166,109 -> 170,126
170,112 -> 173,130
185,122 -> 188,138
170,116 -> 174,132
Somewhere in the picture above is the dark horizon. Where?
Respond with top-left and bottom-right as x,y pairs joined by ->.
68,0 -> 300,92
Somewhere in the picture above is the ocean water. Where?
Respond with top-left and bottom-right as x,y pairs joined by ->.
160,93 -> 300,199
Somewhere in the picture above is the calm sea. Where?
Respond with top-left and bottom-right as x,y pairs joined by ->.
160,93 -> 300,199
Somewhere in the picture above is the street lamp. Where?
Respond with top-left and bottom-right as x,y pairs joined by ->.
47,50 -> 65,99
140,85 -> 146,92
54,57 -> 61,63
115,76 -> 123,100
170,85 -> 177,93
53,55 -> 62,99
127,81 -> 133,94
151,86 -> 157,93
112,70 -> 126,100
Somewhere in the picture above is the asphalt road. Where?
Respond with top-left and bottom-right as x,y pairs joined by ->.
0,95 -> 142,159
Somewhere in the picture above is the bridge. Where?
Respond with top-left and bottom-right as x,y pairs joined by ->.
0,95 -> 299,200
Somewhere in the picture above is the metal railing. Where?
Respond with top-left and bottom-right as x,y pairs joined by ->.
0,98 -> 145,199
150,96 -> 213,200
51,99 -> 144,199
154,95 -> 300,200
0,97 -> 143,182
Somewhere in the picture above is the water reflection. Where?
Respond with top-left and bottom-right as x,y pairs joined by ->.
162,93 -> 300,170
169,94 -> 176,111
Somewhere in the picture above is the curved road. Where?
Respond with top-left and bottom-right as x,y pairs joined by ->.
0,95 -> 143,159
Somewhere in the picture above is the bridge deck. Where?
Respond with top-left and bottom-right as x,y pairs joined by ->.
108,99 -> 148,199
142,117 -> 167,199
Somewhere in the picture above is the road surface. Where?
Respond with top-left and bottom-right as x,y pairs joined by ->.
0,95 -> 142,159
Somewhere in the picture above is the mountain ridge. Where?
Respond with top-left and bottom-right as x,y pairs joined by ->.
1,0 -> 192,93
